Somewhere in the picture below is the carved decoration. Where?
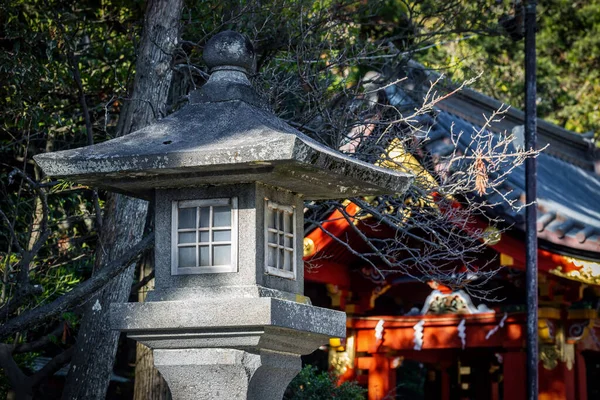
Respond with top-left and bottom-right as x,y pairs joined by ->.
330,350 -> 352,376
329,335 -> 355,376
566,320 -> 589,343
421,290 -> 493,315
540,324 -> 577,371
549,258 -> 600,285
303,237 -> 315,257
360,266 -> 386,284
538,319 -> 556,343
370,284 -> 391,308
540,344 -> 560,370
326,284 -> 342,308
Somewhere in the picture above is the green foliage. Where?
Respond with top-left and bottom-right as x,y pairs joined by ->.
418,0 -> 600,134
396,360 -> 426,399
0,1 -> 143,395
0,0 -> 143,303
61,311 -> 80,329
284,365 -> 366,400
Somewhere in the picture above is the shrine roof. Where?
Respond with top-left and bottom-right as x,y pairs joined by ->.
423,109 -> 600,258
384,64 -> 600,258
404,60 -> 599,171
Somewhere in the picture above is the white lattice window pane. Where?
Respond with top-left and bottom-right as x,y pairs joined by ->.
278,249 -> 284,270
267,245 -> 277,267
284,212 -> 292,233
283,250 -> 291,271
213,206 -> 231,227
173,198 -> 238,274
178,246 -> 196,267
199,231 -> 210,243
267,209 -> 276,229
199,208 -> 210,228
213,230 -> 231,242
213,245 -> 231,265
178,208 -> 196,229
199,246 -> 210,266
264,200 -> 296,279
178,232 -> 196,244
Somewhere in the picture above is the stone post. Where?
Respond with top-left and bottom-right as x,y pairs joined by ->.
112,296 -> 345,399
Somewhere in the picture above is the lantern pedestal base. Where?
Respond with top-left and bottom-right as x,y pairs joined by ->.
111,297 -> 345,400
154,348 -> 300,400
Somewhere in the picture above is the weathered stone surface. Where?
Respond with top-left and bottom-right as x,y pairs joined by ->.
203,30 -> 256,74
152,183 -> 304,300
146,285 -> 311,304
34,32 -> 413,201
111,297 -> 346,352
154,348 -> 299,400
34,95 -> 412,199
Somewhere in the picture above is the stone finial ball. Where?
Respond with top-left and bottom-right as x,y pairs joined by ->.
203,31 -> 255,73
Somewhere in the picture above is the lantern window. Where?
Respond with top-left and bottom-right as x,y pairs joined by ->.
171,198 -> 237,274
264,200 -> 296,279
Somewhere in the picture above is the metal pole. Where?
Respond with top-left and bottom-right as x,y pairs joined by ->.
524,1 -> 538,399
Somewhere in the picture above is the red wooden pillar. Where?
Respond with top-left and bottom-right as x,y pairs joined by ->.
576,352 -> 587,400
503,351 -> 527,400
440,366 -> 451,400
368,353 -> 395,400
539,361 -> 576,400
490,380 -> 499,400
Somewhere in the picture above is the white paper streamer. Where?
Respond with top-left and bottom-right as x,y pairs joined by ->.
413,320 -> 425,350
485,312 -> 508,340
458,319 -> 466,349
375,319 -> 385,340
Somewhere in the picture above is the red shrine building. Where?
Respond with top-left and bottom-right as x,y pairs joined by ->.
302,70 -> 600,400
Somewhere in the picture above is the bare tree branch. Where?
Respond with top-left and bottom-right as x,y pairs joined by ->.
0,233 -> 153,341
0,343 -> 28,395
13,324 -> 64,354
30,346 -> 75,387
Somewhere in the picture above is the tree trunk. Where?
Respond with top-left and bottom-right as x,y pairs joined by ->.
133,253 -> 170,400
61,1 -> 184,399
132,50 -> 190,400
134,344 -> 171,400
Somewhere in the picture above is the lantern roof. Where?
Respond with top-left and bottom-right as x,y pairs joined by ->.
34,31 -> 412,200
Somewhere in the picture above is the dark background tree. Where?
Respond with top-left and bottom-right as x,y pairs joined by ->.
1,0 -> 595,398
61,0 -> 183,399
1,0 -> 144,397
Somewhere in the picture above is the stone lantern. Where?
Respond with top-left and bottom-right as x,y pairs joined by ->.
34,31 -> 412,399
